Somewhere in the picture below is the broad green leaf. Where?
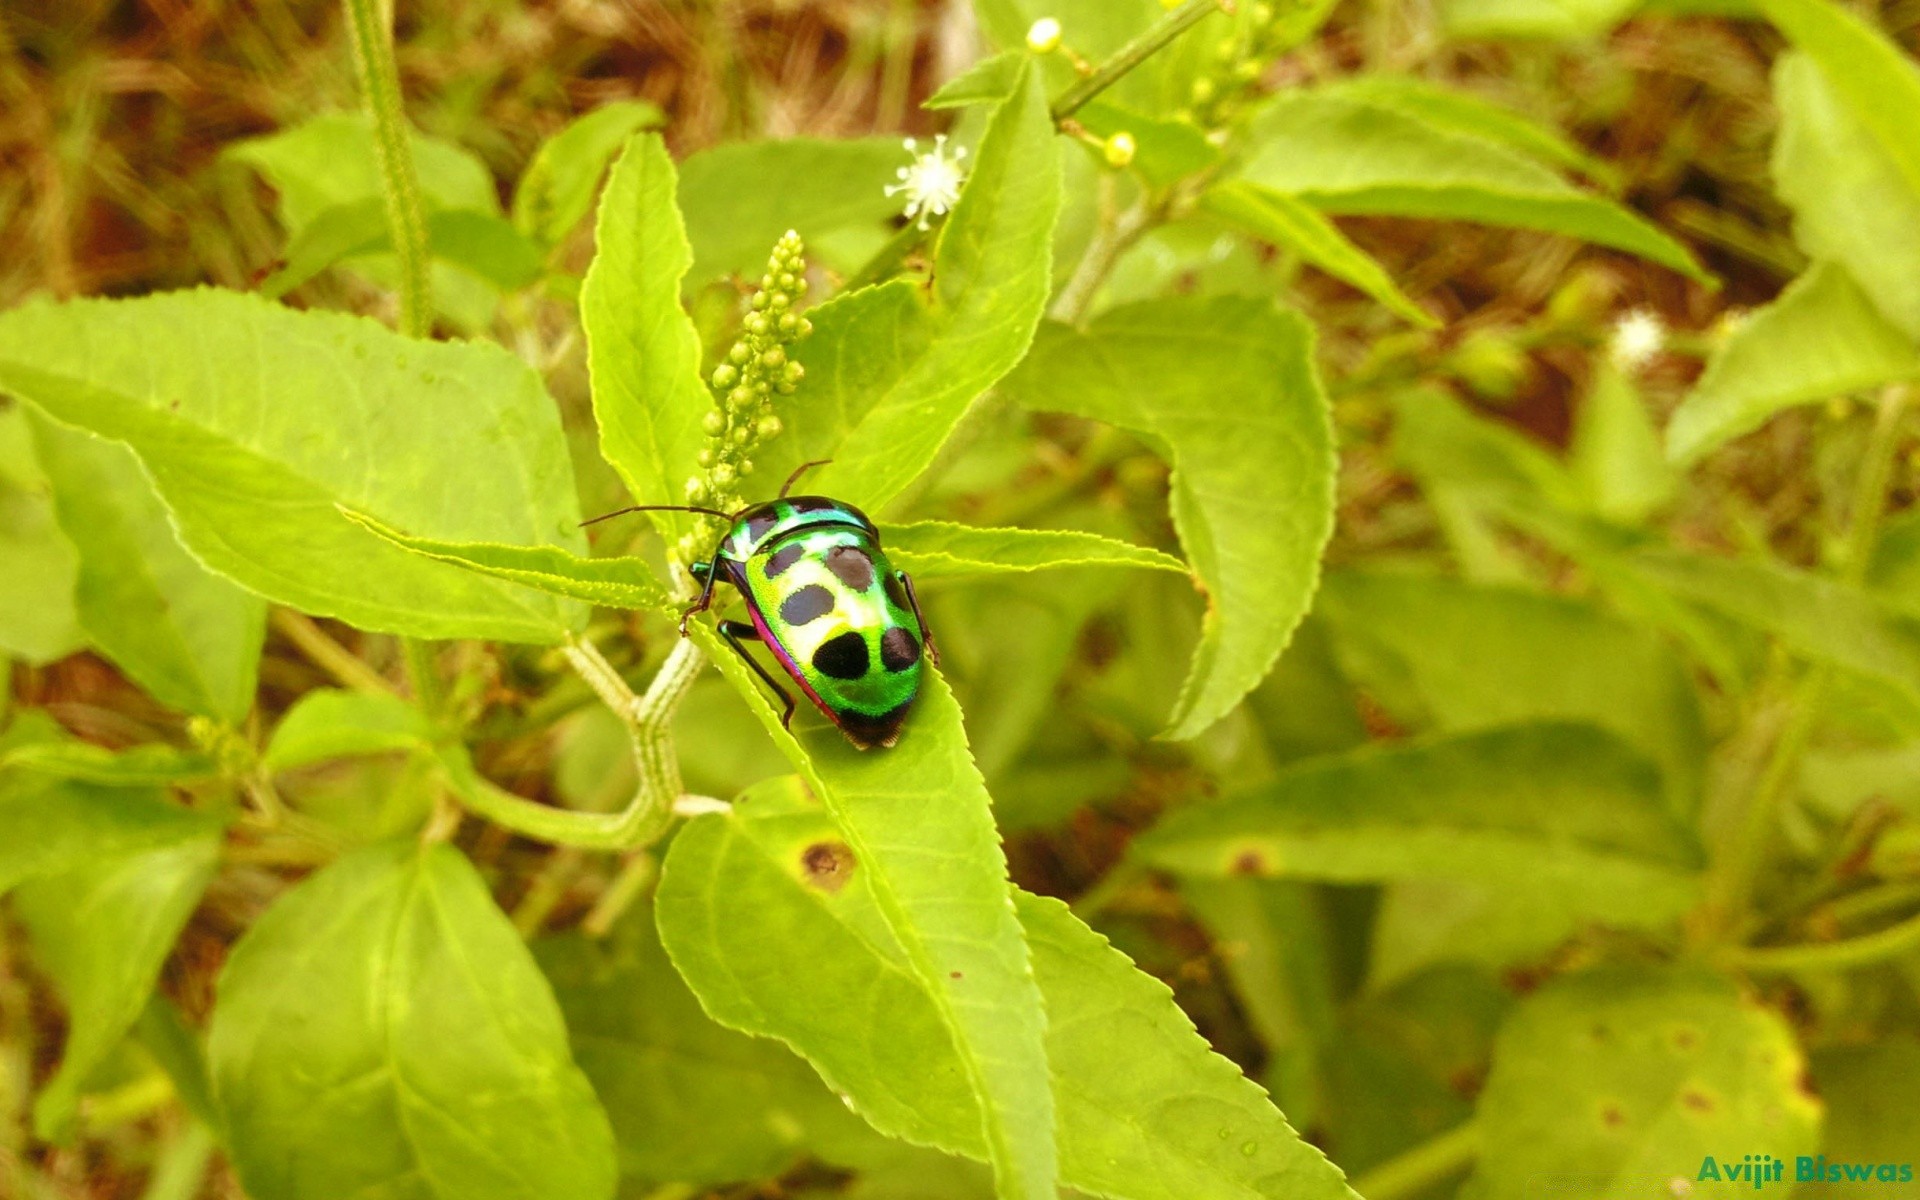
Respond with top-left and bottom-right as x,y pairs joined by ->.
15,831 -> 221,1141
885,520 -> 1186,578
1001,295 -> 1336,740
678,137 -> 910,286
1133,724 -> 1702,946
763,58 -> 1062,514
137,996 -> 219,1129
513,101 -> 667,247
0,402 -> 82,663
536,907 -> 855,1186
675,643 -> 1058,1200
1570,364 -> 1677,522
1625,550 -> 1920,704
209,841 -> 617,1200
344,508 -> 671,614
1315,571 -> 1707,809
0,740 -> 217,786
1771,53 -> 1920,339
262,689 -> 435,772
0,289 -> 586,643
261,201 -> 545,299
1240,90 -> 1709,282
926,50 -> 1027,110
1666,262 -> 1920,463
1200,182 -> 1436,328
28,414 -> 264,721
656,777 -> 1361,1200
1809,1041 -> 1920,1168
581,133 -> 710,546
1757,0 -> 1920,201
1074,103 -> 1222,189
1464,969 -> 1821,1200
1441,0 -> 1639,39
0,771 -> 224,898
1391,386 -> 1585,512
225,113 -> 499,229
1322,75 -> 1611,182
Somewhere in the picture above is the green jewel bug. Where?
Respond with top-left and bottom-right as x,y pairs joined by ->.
586,461 -> 936,750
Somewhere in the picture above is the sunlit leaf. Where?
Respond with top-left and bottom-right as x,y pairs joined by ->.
513,101 -> 667,247
885,520 -> 1186,578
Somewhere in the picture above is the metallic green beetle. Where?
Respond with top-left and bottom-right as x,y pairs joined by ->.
592,462 -> 934,750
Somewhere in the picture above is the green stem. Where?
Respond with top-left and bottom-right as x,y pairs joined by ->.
340,0 -> 431,337
400,635 -> 443,717
1350,1120 -> 1480,1200
1726,906 -> 1920,973
1838,383 -> 1910,583
1049,0 -> 1228,122
1712,670 -> 1826,934
270,609 -> 396,696
441,637 -> 704,849
582,851 -> 658,937
1050,194 -> 1155,325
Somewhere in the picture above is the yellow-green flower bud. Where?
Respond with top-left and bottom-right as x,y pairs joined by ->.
1104,132 -> 1137,168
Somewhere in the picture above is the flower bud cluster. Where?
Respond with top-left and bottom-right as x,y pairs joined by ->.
678,230 -> 812,561
1182,1 -> 1294,130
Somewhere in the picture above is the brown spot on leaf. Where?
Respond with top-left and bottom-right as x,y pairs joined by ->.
1680,1088 -> 1715,1115
1230,849 -> 1268,876
800,841 -> 856,892
1599,1102 -> 1628,1129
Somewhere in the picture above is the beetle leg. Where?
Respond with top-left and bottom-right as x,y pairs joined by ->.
678,554 -> 724,637
717,619 -> 796,730
896,570 -> 939,666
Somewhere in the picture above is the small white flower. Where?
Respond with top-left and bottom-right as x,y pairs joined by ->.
885,135 -> 968,230
1609,307 -> 1667,371
1026,17 -> 1063,53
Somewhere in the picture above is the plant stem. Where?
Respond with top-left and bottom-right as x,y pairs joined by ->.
269,609 -> 397,696
1726,906 -> 1920,973
582,851 -> 658,937
340,0 -> 431,338
1350,1121 -> 1480,1200
441,636 -> 704,849
1049,0 -> 1229,122
1050,195 -> 1155,325
1838,383 -> 1910,583
1713,670 -> 1826,935
400,635 -> 443,716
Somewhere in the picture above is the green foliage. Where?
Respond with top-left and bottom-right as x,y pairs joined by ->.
210,842 -> 617,1200
513,101 -> 667,248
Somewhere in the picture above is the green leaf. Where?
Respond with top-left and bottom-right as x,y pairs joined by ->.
1002,295 -> 1336,739
343,508 -> 671,614
1464,969 -> 1821,1200
0,771 -> 225,898
262,689 -> 435,772
581,133 -> 710,545
1074,103 -> 1222,189
209,841 -> 617,1200
536,907 -> 853,1186
0,289 -> 587,643
885,520 -> 1186,578
678,138 -> 911,286
1666,262 -> 1920,464
1200,182 -> 1436,328
926,50 -> 1027,110
1770,52 -> 1920,339
1317,571 -> 1708,811
1625,550 -> 1920,704
1240,89 -> 1709,282
262,201 -> 546,299
1809,1041 -> 1920,1167
0,402 -> 83,664
1569,364 -> 1678,523
655,777 -> 1362,1200
15,831 -> 222,1141
1132,724 -> 1702,952
765,58 -> 1062,513
513,101 -> 667,247
1321,75 -> 1612,182
28,414 -> 265,721
1757,0 -> 1920,203
1441,0 -> 1639,40
673,646 -> 1058,1200
226,113 -> 499,230
0,740 -> 218,786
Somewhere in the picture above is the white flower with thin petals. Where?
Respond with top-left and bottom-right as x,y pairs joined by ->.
1609,307 -> 1667,371
885,135 -> 968,229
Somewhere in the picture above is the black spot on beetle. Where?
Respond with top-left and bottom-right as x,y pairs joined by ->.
825,545 -> 875,591
780,584 -> 835,626
812,631 -> 870,680
880,626 -> 921,672
744,510 -> 781,543
763,543 -> 805,579
883,572 -> 911,612
788,496 -> 836,513
837,701 -> 912,750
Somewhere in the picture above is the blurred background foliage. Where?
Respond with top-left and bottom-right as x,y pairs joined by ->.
4,0 -> 1920,1198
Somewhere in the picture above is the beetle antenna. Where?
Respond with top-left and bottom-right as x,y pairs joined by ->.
779,458 -> 833,498
579,503 -> 733,528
